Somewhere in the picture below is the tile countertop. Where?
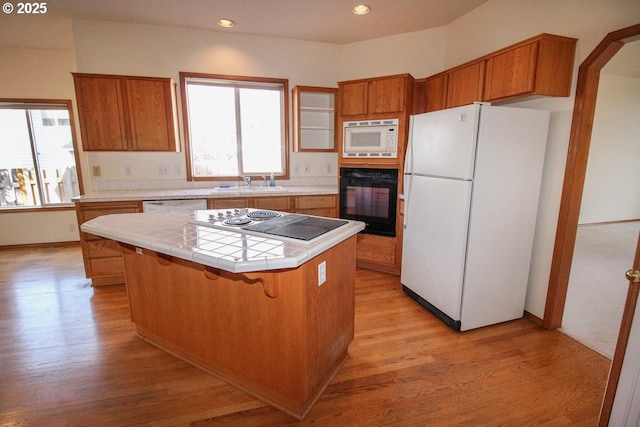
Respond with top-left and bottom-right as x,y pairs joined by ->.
73,185 -> 337,202
81,210 -> 365,273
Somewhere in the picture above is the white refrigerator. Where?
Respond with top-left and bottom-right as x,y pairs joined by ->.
401,103 -> 550,331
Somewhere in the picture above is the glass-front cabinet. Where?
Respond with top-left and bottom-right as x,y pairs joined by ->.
292,86 -> 337,152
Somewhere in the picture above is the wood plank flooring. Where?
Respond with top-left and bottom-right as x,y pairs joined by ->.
0,246 -> 610,426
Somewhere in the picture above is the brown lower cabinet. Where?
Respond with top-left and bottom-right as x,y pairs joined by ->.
354,232 -> 403,275
75,200 -> 142,285
76,195 -> 338,285
121,234 -> 356,419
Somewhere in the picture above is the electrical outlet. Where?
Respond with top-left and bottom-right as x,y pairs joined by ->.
92,166 -> 101,177
124,165 -> 132,176
175,165 -> 182,175
294,165 -> 300,174
159,165 -> 169,176
318,261 -> 327,286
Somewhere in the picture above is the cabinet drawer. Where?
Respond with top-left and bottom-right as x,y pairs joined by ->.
254,196 -> 293,211
296,208 -> 337,218
356,234 -> 396,265
208,198 -> 250,209
90,257 -> 125,276
296,195 -> 336,210
87,239 -> 121,258
82,207 -> 140,222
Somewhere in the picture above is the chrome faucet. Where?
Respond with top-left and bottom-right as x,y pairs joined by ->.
242,176 -> 251,187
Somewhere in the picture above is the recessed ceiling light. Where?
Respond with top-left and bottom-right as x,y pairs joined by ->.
352,4 -> 371,15
217,18 -> 235,28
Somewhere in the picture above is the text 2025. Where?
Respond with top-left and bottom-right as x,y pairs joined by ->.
17,2 -> 47,13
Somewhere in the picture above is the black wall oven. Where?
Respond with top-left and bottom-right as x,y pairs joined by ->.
339,167 -> 398,237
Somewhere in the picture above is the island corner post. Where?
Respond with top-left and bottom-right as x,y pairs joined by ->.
119,235 -> 357,420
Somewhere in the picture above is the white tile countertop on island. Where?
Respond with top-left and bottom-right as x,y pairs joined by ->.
81,209 -> 364,273
73,185 -> 337,202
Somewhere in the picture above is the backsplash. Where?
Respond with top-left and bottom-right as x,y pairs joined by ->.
90,176 -> 338,192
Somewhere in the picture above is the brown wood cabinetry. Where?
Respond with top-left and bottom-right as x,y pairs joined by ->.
75,200 -> 142,285
295,194 -> 337,217
292,86 -> 337,152
339,81 -> 369,116
427,74 -> 449,112
356,234 -> 397,269
73,73 -> 179,152
339,74 -> 413,117
121,235 -> 356,419
254,196 -> 294,212
368,76 -> 407,114
446,61 -> 485,108
484,34 -> 577,102
338,74 -> 414,274
207,198 -> 251,209
209,195 -> 336,216
413,33 -> 577,114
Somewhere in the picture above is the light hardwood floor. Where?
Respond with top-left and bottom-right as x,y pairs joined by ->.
0,246 -> 610,426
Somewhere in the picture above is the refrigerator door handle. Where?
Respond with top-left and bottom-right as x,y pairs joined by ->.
403,173 -> 412,229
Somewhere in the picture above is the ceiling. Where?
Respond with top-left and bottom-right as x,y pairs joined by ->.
0,0 -> 487,49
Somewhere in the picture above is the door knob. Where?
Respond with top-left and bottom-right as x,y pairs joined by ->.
626,269 -> 640,283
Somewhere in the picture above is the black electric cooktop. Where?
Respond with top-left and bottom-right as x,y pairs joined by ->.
244,214 -> 348,241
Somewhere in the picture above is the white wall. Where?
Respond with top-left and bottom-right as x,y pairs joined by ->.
0,47 -> 81,245
580,74 -> 640,224
337,26 -> 448,81
71,19 -> 343,193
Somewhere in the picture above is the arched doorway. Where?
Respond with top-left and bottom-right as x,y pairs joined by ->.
543,23 -> 640,329
541,23 -> 640,426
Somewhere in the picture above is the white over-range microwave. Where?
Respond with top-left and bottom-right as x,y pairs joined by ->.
342,118 -> 399,158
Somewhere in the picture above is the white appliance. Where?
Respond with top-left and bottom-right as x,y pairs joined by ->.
343,118 -> 398,158
142,199 -> 207,212
401,103 -> 550,331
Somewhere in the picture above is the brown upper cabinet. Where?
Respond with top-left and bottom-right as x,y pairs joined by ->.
339,81 -> 368,116
422,74 -> 448,113
339,74 -> 412,117
446,61 -> 485,109
73,73 -> 179,151
484,34 -> 577,102
414,33 -> 577,114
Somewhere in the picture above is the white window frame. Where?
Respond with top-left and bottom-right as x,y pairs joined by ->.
179,72 -> 289,181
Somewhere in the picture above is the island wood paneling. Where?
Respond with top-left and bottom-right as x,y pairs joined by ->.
121,236 -> 357,420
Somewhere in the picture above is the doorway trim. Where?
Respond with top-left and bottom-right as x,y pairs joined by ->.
543,23 -> 640,329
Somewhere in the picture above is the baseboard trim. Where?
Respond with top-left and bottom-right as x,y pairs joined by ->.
578,218 -> 640,227
0,241 -> 80,251
524,310 -> 544,327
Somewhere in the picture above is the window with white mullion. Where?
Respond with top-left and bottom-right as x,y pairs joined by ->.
181,72 -> 288,180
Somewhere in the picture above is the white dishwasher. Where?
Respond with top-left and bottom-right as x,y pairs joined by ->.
142,199 -> 207,212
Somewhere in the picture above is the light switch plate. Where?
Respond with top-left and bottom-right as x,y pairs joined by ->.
318,261 -> 326,286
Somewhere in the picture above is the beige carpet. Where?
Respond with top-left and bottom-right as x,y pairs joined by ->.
560,221 -> 640,359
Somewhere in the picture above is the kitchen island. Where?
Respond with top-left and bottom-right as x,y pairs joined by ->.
81,209 -> 364,420
74,185 -> 339,285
